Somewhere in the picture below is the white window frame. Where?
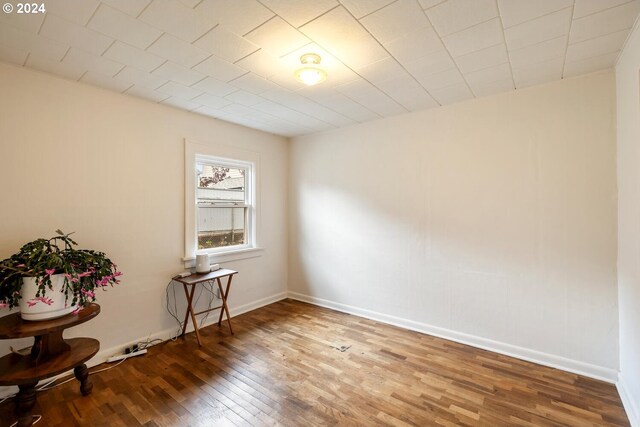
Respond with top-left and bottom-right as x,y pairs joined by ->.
184,139 -> 262,266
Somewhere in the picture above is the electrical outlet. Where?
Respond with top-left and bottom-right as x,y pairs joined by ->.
124,344 -> 139,354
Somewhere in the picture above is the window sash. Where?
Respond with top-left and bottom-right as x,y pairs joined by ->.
185,140 -> 260,263
197,202 -> 249,208
193,156 -> 255,255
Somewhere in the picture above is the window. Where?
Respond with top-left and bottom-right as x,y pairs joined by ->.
184,140 -> 260,264
196,160 -> 250,250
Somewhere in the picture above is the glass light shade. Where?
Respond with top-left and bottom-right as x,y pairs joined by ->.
295,67 -> 327,86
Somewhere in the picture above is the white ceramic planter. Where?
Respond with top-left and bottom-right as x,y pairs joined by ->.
19,274 -> 76,321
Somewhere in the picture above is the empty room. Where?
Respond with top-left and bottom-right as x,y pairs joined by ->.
0,0 -> 639,426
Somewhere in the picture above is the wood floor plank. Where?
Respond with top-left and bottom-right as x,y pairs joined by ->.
0,299 -> 629,426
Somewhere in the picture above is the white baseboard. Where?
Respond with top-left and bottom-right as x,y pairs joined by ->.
618,373 -> 640,427
0,291 -> 287,400
287,291 -> 619,384
95,291 -> 288,365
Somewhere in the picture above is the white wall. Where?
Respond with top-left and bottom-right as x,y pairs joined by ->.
0,63 -> 288,369
616,19 -> 640,427
289,71 -> 619,381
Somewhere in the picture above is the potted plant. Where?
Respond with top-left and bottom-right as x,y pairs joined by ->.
0,230 -> 121,321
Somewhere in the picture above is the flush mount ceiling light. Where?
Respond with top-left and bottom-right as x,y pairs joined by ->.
294,53 -> 327,86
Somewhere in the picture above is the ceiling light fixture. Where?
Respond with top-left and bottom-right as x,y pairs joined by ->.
295,53 -> 327,86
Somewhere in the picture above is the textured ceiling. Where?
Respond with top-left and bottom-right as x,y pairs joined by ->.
1,0 -> 638,137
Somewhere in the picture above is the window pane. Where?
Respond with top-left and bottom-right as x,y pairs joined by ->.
197,207 -> 246,249
196,163 -> 247,249
197,165 -> 245,201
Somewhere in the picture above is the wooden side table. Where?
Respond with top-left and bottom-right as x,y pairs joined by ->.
173,269 -> 237,346
0,304 -> 100,427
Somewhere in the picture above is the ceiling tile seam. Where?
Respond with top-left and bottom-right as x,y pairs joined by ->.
21,53 -> 30,67
82,2 -> 101,26
35,11 -> 47,34
77,70 -> 88,83
187,53 -> 218,74
191,24 -> 221,45
135,0 -> 155,19
297,95 -> 364,125
222,89 -> 243,100
253,0 -> 341,30
313,93 -> 382,123
419,2 -> 475,102
124,2 -> 217,46
192,0 -> 205,10
148,59 -> 168,75
249,107 -> 317,131
100,40 -> 118,57
565,49 -> 622,66
226,73 -> 253,86
567,32 -> 633,61
113,67 -> 166,91
454,41 -> 509,73
615,10 -> 640,66
501,5 -> 573,30
326,90 -> 384,121
561,3 -> 576,79
119,83 -> 135,94
232,48 -> 263,65
82,3 -> 101,28
494,0 -> 516,92
140,27 -> 166,51
346,0 -> 401,20
59,46 -> 72,63
507,34 -> 567,55
113,64 -> 126,79
572,0 -> 637,22
421,1 -> 446,12
437,15 -> 499,39
293,4 -> 343,29
567,26 -> 635,47
240,14 -> 279,38
122,85 -> 169,103
188,74 -> 209,89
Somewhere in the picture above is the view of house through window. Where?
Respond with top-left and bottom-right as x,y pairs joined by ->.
196,163 -> 248,250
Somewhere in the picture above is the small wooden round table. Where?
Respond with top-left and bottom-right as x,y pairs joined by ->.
0,304 -> 100,427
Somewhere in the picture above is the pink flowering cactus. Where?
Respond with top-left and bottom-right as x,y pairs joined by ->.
26,296 -> 54,307
0,230 -> 123,310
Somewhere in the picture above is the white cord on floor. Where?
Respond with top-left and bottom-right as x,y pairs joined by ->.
37,358 -> 127,392
9,414 -> 42,426
1,356 -> 129,403
88,357 -> 127,373
36,376 -> 76,392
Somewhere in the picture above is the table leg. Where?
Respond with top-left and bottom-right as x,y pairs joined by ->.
16,380 -> 37,427
74,363 -> 93,396
182,284 -> 202,346
180,284 -> 192,338
216,276 -> 234,335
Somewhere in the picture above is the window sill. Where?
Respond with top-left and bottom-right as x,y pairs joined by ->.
182,247 -> 263,268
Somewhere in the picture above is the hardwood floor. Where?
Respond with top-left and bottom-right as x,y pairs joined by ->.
0,299 -> 629,426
